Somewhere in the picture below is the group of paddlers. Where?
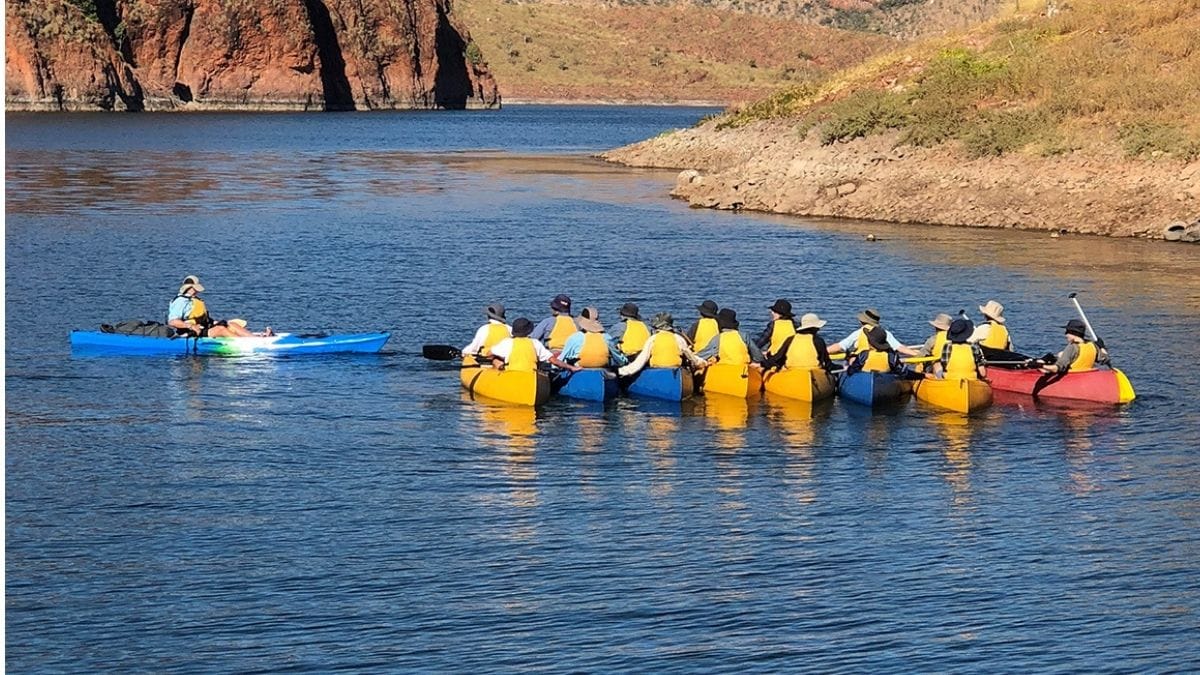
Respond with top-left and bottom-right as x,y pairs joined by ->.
461,294 -> 1110,378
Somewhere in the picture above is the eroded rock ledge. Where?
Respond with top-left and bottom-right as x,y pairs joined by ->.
602,121 -> 1200,240
6,0 -> 500,111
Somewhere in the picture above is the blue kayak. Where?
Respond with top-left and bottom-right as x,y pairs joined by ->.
623,367 -> 695,401
70,330 -> 390,356
838,370 -> 912,408
554,368 -> 619,402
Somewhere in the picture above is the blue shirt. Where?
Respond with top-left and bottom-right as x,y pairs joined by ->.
531,314 -> 571,343
167,296 -> 192,323
558,332 -> 628,366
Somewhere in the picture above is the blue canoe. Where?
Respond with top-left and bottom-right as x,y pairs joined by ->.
70,330 -> 390,356
553,368 -> 619,402
622,367 -> 695,401
838,370 -> 912,408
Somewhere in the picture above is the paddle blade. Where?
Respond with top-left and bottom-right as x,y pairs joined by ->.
423,344 -> 462,361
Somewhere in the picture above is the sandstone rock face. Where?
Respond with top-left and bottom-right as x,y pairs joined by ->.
5,0 -> 499,111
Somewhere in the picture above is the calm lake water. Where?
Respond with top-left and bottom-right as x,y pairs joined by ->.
7,107 -> 1200,672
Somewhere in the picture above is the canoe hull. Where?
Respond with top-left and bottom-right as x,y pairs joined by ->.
763,367 -> 835,402
986,367 -> 1135,404
461,357 -> 551,407
625,367 -> 695,401
70,330 -> 389,355
838,371 -> 911,408
703,363 -> 763,398
913,377 -> 993,414
555,368 -> 619,402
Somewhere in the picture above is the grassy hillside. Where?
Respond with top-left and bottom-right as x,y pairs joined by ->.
713,0 -> 1200,160
457,0 -> 896,102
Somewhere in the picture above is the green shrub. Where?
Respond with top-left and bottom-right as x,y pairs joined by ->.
817,89 -> 908,144
1119,122 -> 1200,161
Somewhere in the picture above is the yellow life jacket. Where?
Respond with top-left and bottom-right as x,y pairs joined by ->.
862,349 -> 891,373
648,331 -> 683,368
853,328 -> 871,354
693,317 -> 719,353
182,296 -> 211,326
1070,341 -> 1098,372
981,322 -> 1011,350
620,319 -> 651,356
481,322 -> 509,356
944,343 -> 979,380
930,330 -> 948,357
577,332 -> 610,368
547,315 -> 578,350
767,319 -> 796,355
785,333 -> 820,369
507,337 -> 538,372
716,330 -> 750,365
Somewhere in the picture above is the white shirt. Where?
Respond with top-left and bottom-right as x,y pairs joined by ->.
462,320 -> 511,354
488,336 -> 555,363
968,322 -> 1015,350
837,327 -> 904,352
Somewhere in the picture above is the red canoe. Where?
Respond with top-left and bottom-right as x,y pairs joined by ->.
986,367 -> 1135,405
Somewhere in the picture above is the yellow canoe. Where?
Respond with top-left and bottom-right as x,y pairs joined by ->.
913,376 -> 993,414
460,356 -> 551,407
702,362 -> 763,398
762,367 -> 835,402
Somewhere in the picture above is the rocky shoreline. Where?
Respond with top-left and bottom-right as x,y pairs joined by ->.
602,120 -> 1200,241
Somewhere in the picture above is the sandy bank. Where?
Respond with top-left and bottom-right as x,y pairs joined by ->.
601,121 -> 1200,240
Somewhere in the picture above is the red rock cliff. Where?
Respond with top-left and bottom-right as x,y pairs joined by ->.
5,0 -> 500,110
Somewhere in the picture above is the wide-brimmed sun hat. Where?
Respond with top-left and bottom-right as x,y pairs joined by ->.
716,308 -> 739,330
619,302 -> 641,320
512,318 -> 534,337
798,312 -> 827,330
866,325 -> 892,351
550,294 -> 571,313
948,318 -> 974,343
652,312 -> 674,330
578,313 -> 604,333
178,280 -> 204,295
929,313 -> 953,331
979,300 -> 1006,323
485,303 -> 506,321
697,300 -> 719,318
228,318 -> 248,328
857,308 -> 882,326
768,298 -> 793,317
1063,318 -> 1087,337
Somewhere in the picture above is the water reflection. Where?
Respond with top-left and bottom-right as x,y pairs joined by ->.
468,396 -> 541,512
703,394 -> 752,454
931,412 -> 974,502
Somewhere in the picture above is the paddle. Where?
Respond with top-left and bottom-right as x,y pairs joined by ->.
1069,292 -> 1107,354
423,344 -> 462,361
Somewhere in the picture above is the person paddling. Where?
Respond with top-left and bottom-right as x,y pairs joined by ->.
847,324 -> 910,375
557,306 -> 628,368
918,313 -> 953,357
462,303 -> 511,357
697,308 -> 765,366
619,312 -> 706,377
611,303 -> 651,358
489,318 -> 578,372
686,300 -> 721,353
531,294 -> 579,350
167,276 -> 255,338
970,300 -> 1014,351
827,308 -> 920,358
1040,319 -> 1110,374
761,312 -> 833,372
755,298 -> 798,356
932,318 -> 987,380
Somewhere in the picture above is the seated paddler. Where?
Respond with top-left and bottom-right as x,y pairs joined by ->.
611,302 -> 651,358
827,307 -> 920,358
686,299 -> 721,353
696,308 -> 765,367
557,307 -> 628,369
761,312 -> 833,372
489,318 -> 579,372
462,303 -> 511,358
531,294 -> 579,350
847,324 -> 911,375
917,313 -> 953,357
1039,319 -> 1110,374
755,298 -> 798,356
618,312 -> 706,377
969,300 -> 1015,352
167,276 -> 254,338
931,318 -> 987,380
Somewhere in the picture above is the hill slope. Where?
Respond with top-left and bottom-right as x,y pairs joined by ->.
456,0 -> 897,102
604,0 -> 1200,239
